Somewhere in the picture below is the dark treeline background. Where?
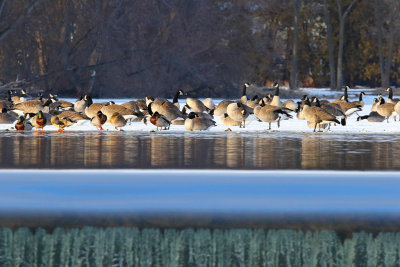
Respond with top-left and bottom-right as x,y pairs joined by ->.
0,0 -> 399,98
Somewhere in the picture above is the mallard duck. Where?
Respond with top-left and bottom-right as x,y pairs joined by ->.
149,111 -> 170,131
15,116 -> 32,131
91,110 -> 107,130
31,110 -> 47,132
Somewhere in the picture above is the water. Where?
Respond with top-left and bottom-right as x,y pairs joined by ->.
1,131 -> 400,170
1,227 -> 400,267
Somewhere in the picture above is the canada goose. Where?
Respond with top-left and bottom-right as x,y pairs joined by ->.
253,104 -> 292,130
147,101 -> 184,121
282,99 -> 297,111
51,116 -> 74,132
31,111 -> 47,132
246,95 -> 261,109
74,95 -> 92,113
202,98 -> 215,110
356,112 -> 385,122
0,108 -> 17,124
226,102 -> 249,128
0,100 -> 10,110
12,98 -> 52,115
85,102 -> 109,118
240,82 -> 250,105
91,110 -> 107,130
376,97 -> 396,123
184,112 -> 216,131
311,97 -> 346,119
121,100 -> 140,112
395,102 -> 400,119
110,112 -> 127,131
335,95 -> 362,116
220,113 -> 242,126
135,99 -> 147,110
49,94 -> 73,110
301,101 -> 342,132
213,100 -> 233,116
172,89 -> 184,109
11,89 -> 27,105
149,111 -> 170,131
182,105 -> 213,120
386,88 -> 400,104
57,110 -> 90,122
15,116 -> 32,131
353,92 -> 365,107
371,98 -> 380,112
270,82 -> 284,107
186,98 -> 209,113
100,103 -> 139,122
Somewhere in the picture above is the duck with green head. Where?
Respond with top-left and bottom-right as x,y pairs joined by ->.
15,116 -> 32,131
31,110 -> 47,132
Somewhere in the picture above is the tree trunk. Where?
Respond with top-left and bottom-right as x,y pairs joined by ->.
323,0 -> 336,90
289,0 -> 300,90
335,0 -> 357,90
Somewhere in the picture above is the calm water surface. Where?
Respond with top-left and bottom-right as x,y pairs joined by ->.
0,131 -> 399,169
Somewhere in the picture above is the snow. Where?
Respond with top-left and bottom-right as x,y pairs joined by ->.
3,90 -> 399,134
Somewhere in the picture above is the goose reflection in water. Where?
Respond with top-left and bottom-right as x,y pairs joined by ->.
0,132 -> 399,170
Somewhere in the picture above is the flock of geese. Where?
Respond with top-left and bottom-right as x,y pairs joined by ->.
0,83 -> 399,133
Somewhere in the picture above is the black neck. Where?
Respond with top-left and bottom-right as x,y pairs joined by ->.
388,88 -> 393,99
274,85 -> 279,97
147,103 -> 153,115
7,91 -> 11,102
359,93 -> 363,101
173,91 -> 180,104
241,85 -> 247,97
314,98 -> 321,107
43,98 -> 52,107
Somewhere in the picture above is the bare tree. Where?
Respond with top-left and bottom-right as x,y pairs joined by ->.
373,0 -> 400,88
289,0 -> 301,90
323,0 -> 336,89
335,0 -> 357,90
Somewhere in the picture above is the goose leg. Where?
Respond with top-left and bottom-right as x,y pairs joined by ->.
268,122 -> 271,130
313,123 -> 317,132
277,118 -> 281,128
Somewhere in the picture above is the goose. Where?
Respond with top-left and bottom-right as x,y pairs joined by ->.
395,102 -> 400,119
239,82 -> 251,105
147,101 -> 184,122
11,89 -> 27,104
15,116 -> 32,131
311,97 -> 346,123
56,110 -> 90,123
0,99 -> 10,110
246,95 -> 261,109
74,95 -> 92,113
31,111 -> 47,132
386,88 -> 400,104
356,112 -> 385,122
85,102 -> 109,119
202,98 -> 215,110
100,103 -> 139,122
0,108 -> 17,124
184,112 -> 216,131
135,99 -> 148,110
270,82 -> 284,107
110,112 -> 127,131
282,99 -> 298,111
353,91 -> 365,107
11,98 -> 52,116
220,113 -> 242,127
121,100 -> 140,112
51,116 -> 74,132
49,94 -> 74,110
334,95 -> 362,116
91,110 -> 107,130
371,98 -> 380,112
172,89 -> 184,109
186,98 -> 209,113
213,100 -> 233,116
149,111 -> 170,131
182,105 -> 213,120
376,97 -> 396,123
226,102 -> 249,128
301,100 -> 342,132
253,103 -> 292,130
